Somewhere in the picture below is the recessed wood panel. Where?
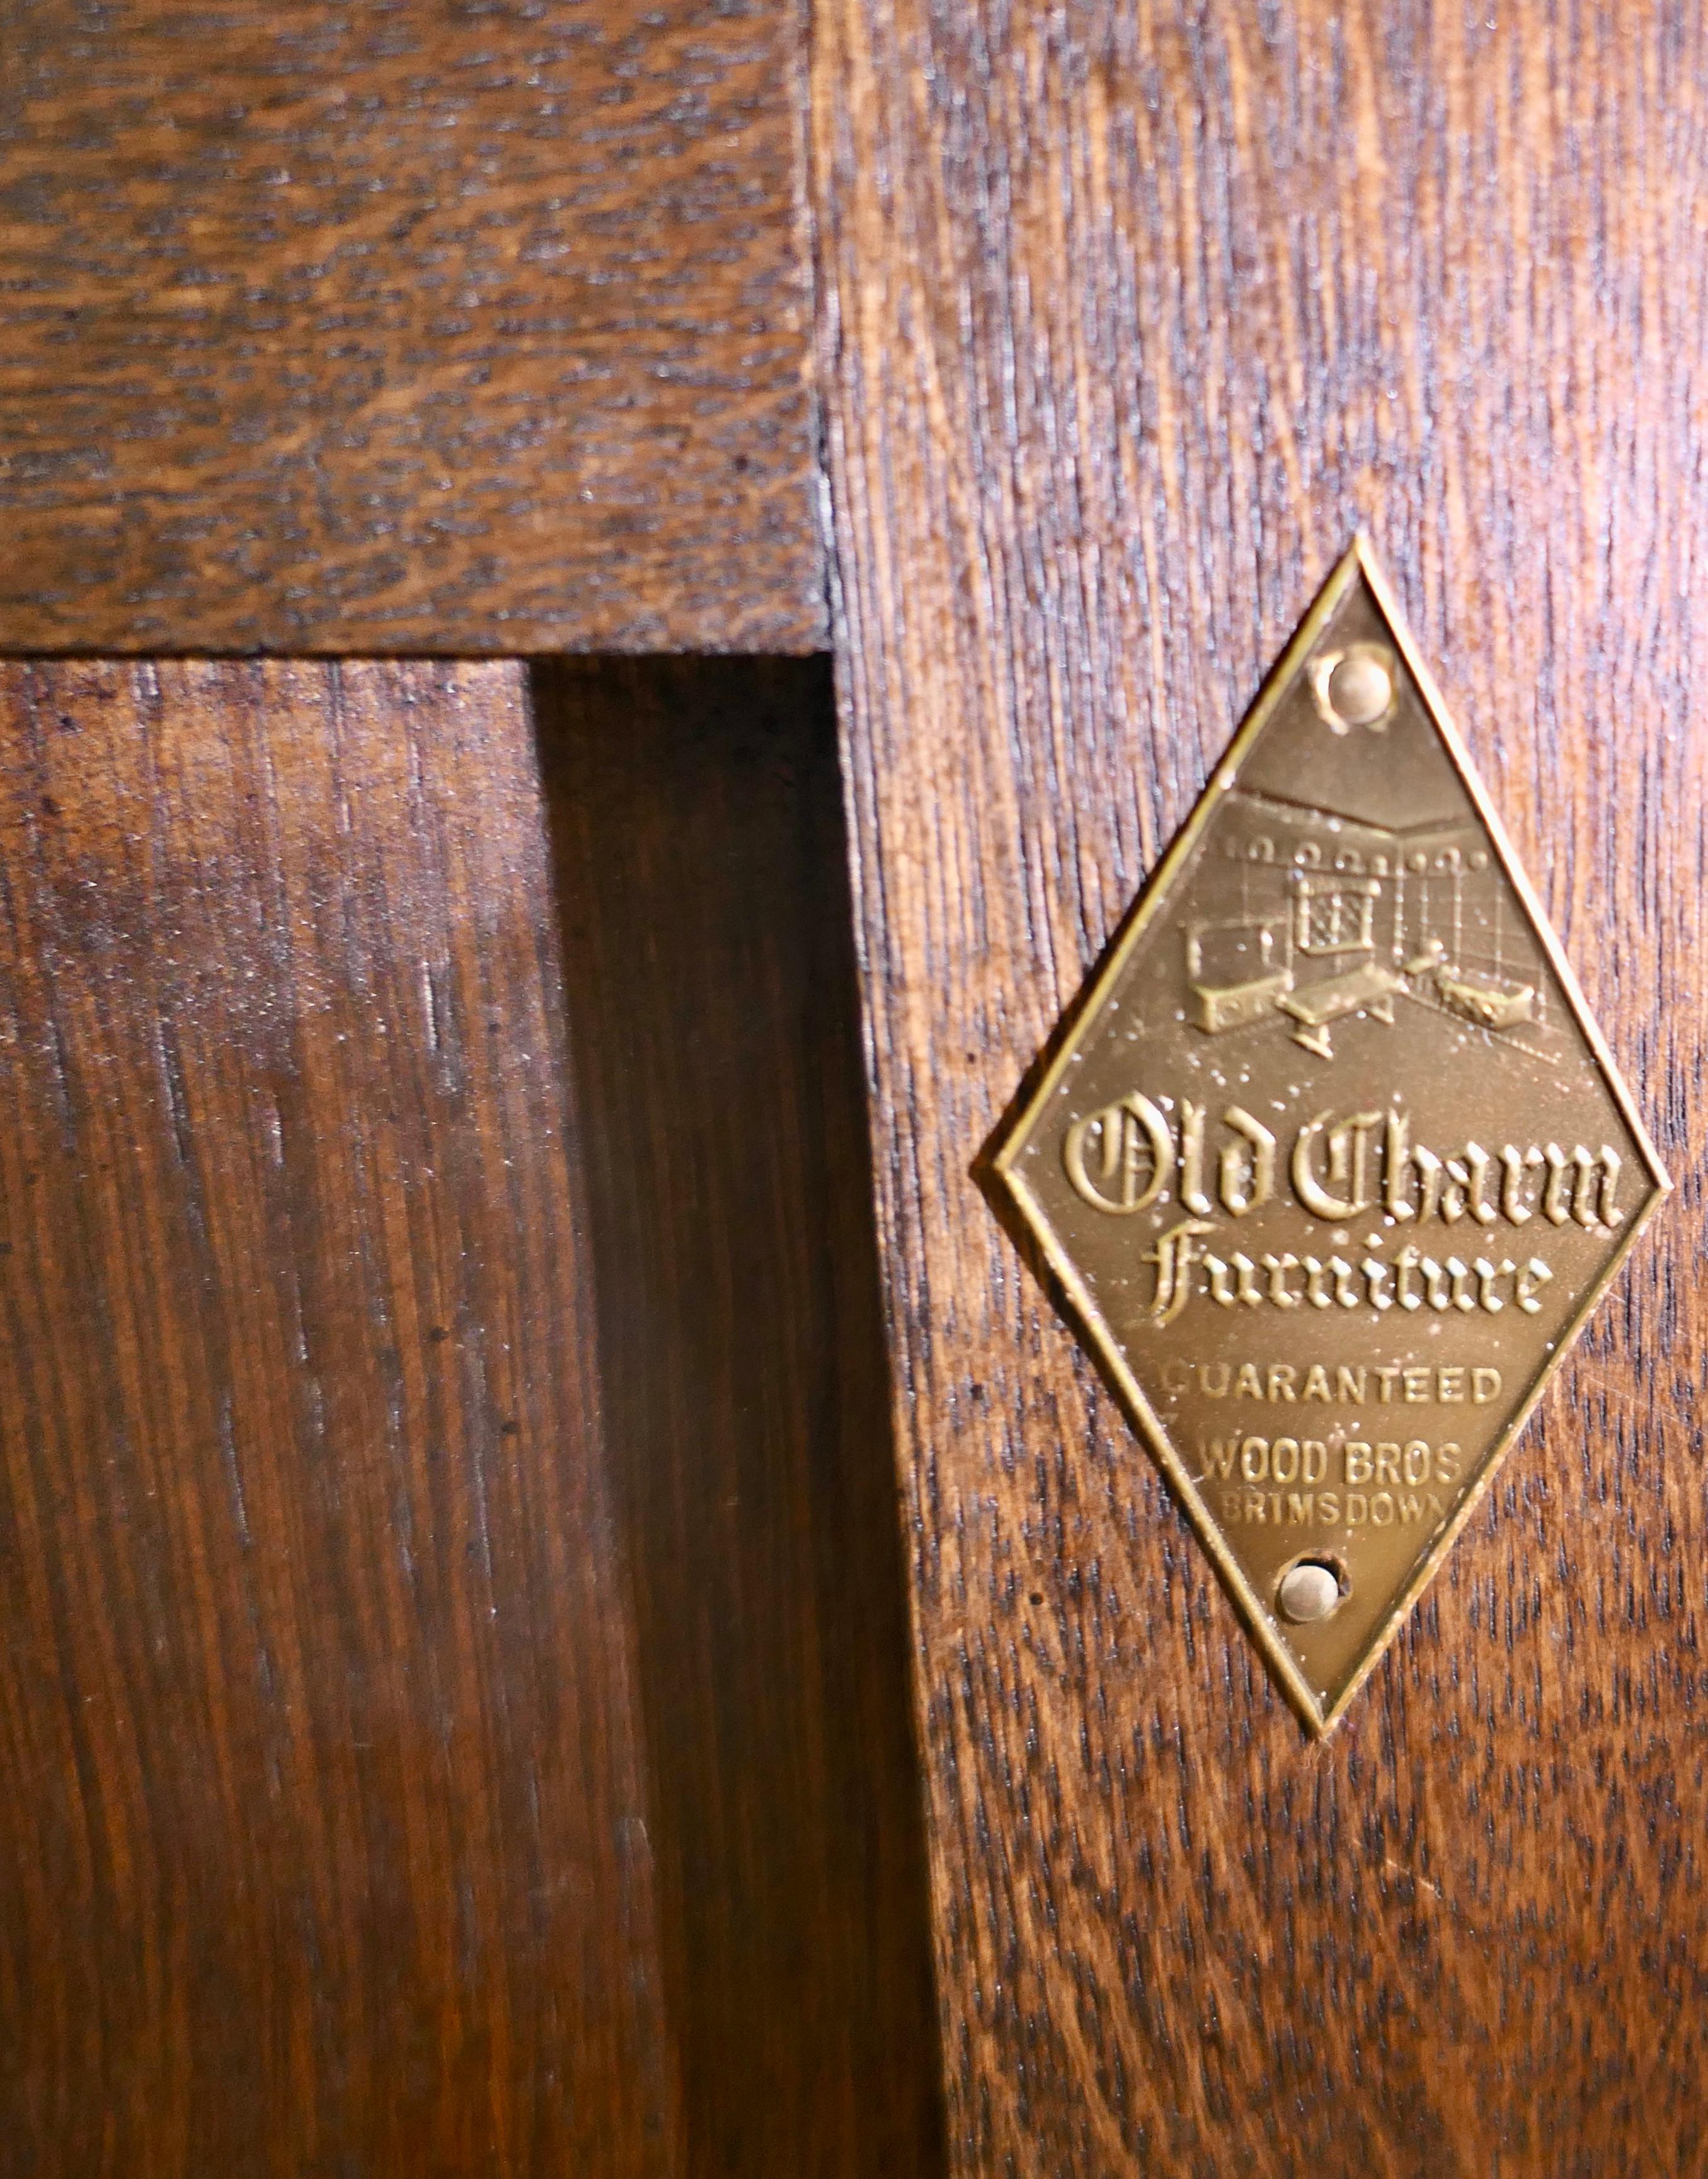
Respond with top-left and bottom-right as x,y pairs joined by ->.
0,660 -> 675,2175
0,2 -> 822,653
813,3 -> 1705,2170
536,658 -> 945,2179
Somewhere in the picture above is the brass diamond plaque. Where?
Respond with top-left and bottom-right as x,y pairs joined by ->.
993,539 -> 1669,1732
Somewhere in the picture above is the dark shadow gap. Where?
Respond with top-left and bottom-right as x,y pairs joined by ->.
532,657 -> 945,2179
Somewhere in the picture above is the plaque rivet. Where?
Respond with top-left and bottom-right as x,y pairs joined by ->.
1277,1560 -> 1343,1625
1326,645 -> 1395,729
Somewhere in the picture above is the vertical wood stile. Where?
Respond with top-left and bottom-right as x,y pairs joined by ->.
811,4 -> 1708,2170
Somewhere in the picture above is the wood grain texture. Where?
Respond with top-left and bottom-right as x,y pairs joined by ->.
537,657 -> 945,2179
0,1 -> 822,654
812,4 -> 1707,2171
0,660 -> 675,2175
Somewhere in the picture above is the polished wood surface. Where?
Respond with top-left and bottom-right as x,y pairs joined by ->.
0,2 -> 822,655
0,661 -> 675,2174
813,4 -> 1705,2170
537,658 -> 944,2179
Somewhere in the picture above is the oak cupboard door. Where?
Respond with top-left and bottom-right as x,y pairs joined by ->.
3,1 -> 1706,2175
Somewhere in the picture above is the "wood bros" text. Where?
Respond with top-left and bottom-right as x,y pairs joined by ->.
1197,1431 -> 1463,1532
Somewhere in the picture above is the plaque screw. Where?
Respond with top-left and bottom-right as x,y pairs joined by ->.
1326,645 -> 1394,729
1277,1560 -> 1343,1624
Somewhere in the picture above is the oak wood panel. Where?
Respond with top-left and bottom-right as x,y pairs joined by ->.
0,1 -> 822,655
0,660 -> 675,2175
813,4 -> 1706,2171
537,657 -> 945,2179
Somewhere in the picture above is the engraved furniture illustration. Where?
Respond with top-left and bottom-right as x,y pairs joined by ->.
1187,806 -> 1542,1058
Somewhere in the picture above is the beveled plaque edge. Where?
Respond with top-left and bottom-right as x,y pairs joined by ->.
992,534 -> 1672,1735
